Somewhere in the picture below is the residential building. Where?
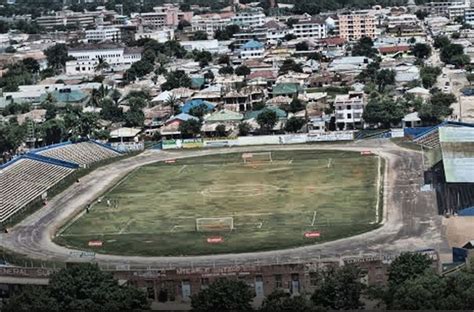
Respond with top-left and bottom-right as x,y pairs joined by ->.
240,40 -> 265,60
263,20 -> 291,43
36,11 -> 95,29
426,0 -> 465,15
231,9 -> 266,30
134,28 -> 175,42
448,4 -> 469,20
191,12 -> 234,38
292,18 -> 327,39
132,5 -> 193,30
465,8 -> 474,25
180,39 -> 229,54
66,44 -> 142,75
338,11 -> 376,41
334,91 -> 365,130
86,26 -> 121,43
233,30 -> 267,49
386,14 -> 420,28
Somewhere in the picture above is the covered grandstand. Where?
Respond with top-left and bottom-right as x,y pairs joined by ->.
430,127 -> 474,214
0,141 -> 122,224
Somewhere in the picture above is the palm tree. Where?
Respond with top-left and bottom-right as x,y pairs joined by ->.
165,94 -> 179,116
109,88 -> 122,106
95,57 -> 110,73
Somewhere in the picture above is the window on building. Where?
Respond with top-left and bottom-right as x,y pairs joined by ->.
347,113 -> 352,119
274,274 -> 283,288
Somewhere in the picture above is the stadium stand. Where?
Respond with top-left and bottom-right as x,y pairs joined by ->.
1,158 -> 75,223
36,141 -> 121,166
1,140 -> 123,224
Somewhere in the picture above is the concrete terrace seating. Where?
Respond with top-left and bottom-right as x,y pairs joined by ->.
1,159 -> 75,223
38,142 -> 121,166
414,129 -> 440,149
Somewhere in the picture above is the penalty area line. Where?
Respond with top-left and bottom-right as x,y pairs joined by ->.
311,211 -> 317,226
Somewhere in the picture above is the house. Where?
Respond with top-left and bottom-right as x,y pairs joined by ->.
402,112 -> 422,128
39,89 -> 89,107
181,99 -> 215,114
334,91 -> 365,130
202,109 -> 244,135
378,46 -> 410,57
244,107 -> 287,133
328,56 -> 372,74
394,64 -> 420,83
160,113 -> 199,136
292,18 -> 327,39
240,40 -> 265,60
406,86 -> 430,99
271,83 -> 302,98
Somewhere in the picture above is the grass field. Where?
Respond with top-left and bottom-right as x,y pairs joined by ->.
55,150 -> 382,256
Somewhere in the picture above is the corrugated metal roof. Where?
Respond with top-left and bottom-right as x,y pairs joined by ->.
440,127 -> 474,183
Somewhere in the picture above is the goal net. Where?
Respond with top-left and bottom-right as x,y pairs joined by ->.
242,152 -> 273,164
196,217 -> 234,232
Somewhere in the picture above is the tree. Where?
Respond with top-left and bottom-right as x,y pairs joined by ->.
214,25 -> 240,40
295,41 -> 309,51
257,109 -> 278,133
434,35 -> 451,49
189,104 -> 209,120
412,43 -> 431,59
450,53 -> 471,68
363,95 -> 406,128
352,36 -> 377,58
192,50 -> 212,68
388,252 -> 432,288
204,70 -> 214,82
238,121 -> 252,136
215,124 -> 227,137
40,119 -> 66,145
285,117 -> 305,133
235,65 -> 250,76
161,70 -> 192,91
289,97 -> 305,113
357,61 -> 380,83
420,66 -> 442,88
440,43 -> 465,64
44,44 -> 70,69
419,92 -> 456,123
179,119 -> 201,138
375,69 -> 396,92
5,46 -> 16,53
110,88 -> 122,105
21,57 -> 40,73
415,10 -> 429,20
128,60 -> 154,78
100,98 -> 124,122
260,290 -> 316,312
193,31 -> 208,40
283,33 -> 297,41
311,265 -> 364,310
279,59 -> 302,75
124,108 -> 145,127
3,264 -> 149,312
190,278 -> 253,312
218,66 -> 234,75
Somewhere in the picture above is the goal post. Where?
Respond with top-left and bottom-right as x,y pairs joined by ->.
196,217 -> 234,232
242,152 -> 273,164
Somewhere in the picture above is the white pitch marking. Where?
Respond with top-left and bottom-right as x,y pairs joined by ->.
327,158 -> 332,168
311,211 -> 317,226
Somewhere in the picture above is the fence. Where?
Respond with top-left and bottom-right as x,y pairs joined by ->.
110,142 -> 145,152
161,132 -> 355,150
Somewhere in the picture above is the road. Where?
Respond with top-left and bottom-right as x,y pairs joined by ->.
0,140 -> 450,269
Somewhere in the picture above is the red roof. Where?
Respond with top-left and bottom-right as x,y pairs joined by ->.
378,45 -> 410,54
320,37 -> 346,46
247,70 -> 277,80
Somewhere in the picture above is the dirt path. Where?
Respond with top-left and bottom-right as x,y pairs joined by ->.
0,140 -> 449,268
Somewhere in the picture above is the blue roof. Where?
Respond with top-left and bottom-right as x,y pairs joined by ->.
181,99 -> 216,114
242,40 -> 264,50
172,113 -> 199,122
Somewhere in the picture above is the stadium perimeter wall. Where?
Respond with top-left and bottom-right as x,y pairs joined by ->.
162,132 -> 355,150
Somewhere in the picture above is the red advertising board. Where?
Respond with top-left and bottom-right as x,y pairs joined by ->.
360,151 -> 373,156
88,240 -> 103,247
207,236 -> 224,244
304,231 -> 321,238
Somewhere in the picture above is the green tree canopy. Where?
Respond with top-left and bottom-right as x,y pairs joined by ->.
257,109 -> 278,133
285,117 -> 305,133
161,70 -> 192,91
352,36 -> 377,58
3,264 -> 149,312
235,65 -> 251,76
420,66 -> 442,88
279,59 -> 302,75
388,252 -> 433,288
44,44 -> 70,69
375,69 -> 396,92
363,95 -> 406,127
191,278 -> 254,312
260,290 -> 317,312
412,43 -> 431,59
179,119 -> 202,138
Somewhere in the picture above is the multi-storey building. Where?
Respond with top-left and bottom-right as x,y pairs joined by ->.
134,28 -> 175,43
86,26 -> 121,43
231,9 -> 266,30
338,11 -> 376,41
448,4 -> 469,20
292,18 -> 327,39
132,5 -> 193,30
66,44 -> 142,75
239,40 -> 265,59
36,10 -> 96,29
465,8 -> 474,24
191,12 -> 234,38
426,0 -> 465,15
334,91 -> 365,130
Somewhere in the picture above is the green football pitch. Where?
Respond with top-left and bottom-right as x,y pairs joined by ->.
55,150 -> 383,256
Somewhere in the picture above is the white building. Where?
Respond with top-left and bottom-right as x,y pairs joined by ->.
386,14 -> 419,28
292,18 -> 327,39
134,28 -> 175,42
231,9 -> 265,30
86,26 -> 121,43
263,20 -> 291,43
465,8 -> 474,25
180,39 -> 229,54
66,44 -> 142,75
334,91 -> 365,130
448,4 -> 469,20
191,13 -> 233,38
239,40 -> 265,59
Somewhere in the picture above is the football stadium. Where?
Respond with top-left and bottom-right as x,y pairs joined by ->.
53,149 -> 383,256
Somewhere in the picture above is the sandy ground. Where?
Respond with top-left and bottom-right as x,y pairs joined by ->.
444,216 -> 474,248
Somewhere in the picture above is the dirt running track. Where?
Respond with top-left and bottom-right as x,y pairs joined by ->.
0,140 -> 450,268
